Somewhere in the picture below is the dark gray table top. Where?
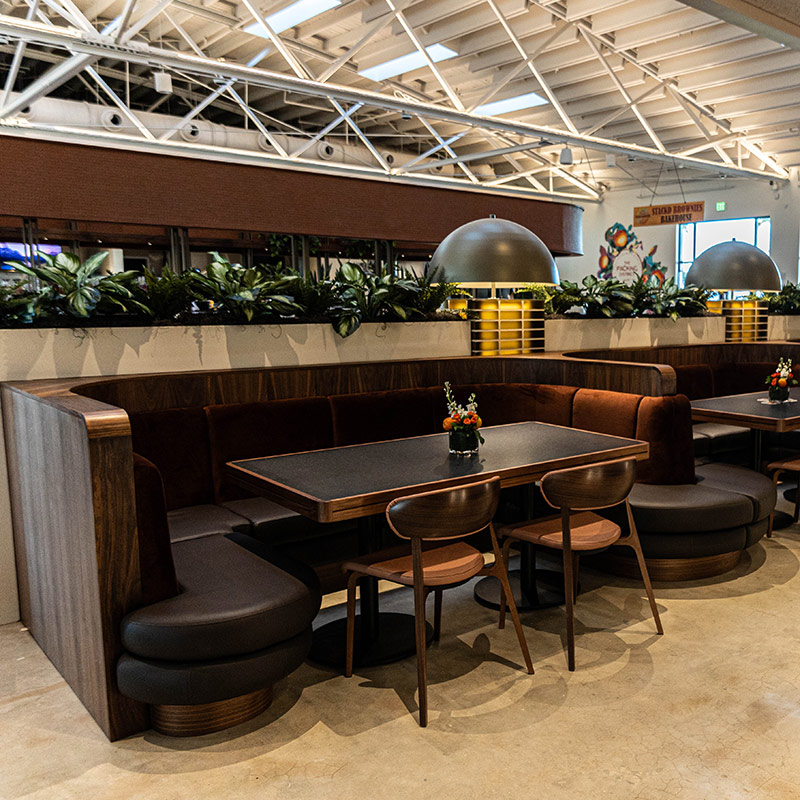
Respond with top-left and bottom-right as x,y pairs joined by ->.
227,421 -> 648,522
691,391 -> 800,432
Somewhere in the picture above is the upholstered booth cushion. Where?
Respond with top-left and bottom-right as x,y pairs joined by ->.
329,387 -> 440,446
573,388 -> 642,439
117,629 -> 311,706
674,364 -> 715,400
129,407 -> 214,510
628,482 -> 754,533
120,534 -> 320,662
695,462 -> 776,521
712,362 -> 775,397
449,383 -> 578,427
205,397 -> 334,502
631,527 -> 749,559
131,455 -> 180,606
166,504 -> 252,542
634,395 -> 696,485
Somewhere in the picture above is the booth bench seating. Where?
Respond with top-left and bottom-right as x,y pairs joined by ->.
674,361 -> 799,463
117,454 -> 321,736
125,383 -> 775,630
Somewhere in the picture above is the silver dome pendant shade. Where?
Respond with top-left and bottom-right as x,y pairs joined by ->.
429,217 -> 559,288
685,241 -> 782,292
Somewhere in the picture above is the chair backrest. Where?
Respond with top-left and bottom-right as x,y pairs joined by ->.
386,476 -> 501,540
540,458 -> 637,512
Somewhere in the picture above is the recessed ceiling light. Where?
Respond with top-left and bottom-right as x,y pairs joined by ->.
359,44 -> 458,82
474,91 -> 547,116
244,0 -> 340,37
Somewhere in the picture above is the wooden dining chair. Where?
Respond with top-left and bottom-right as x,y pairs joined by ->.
765,456 -> 800,536
342,475 -> 533,727
498,458 -> 663,671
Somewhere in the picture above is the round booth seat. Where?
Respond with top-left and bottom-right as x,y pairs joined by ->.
117,532 -> 320,736
601,463 -> 776,580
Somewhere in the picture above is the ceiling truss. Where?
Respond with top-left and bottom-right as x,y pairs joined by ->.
0,0 -> 796,206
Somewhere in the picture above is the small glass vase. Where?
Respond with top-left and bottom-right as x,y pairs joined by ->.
449,428 -> 480,456
769,385 -> 790,403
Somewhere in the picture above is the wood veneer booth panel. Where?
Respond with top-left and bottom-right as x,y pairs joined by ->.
2,385 -> 148,740
1,137 -> 583,255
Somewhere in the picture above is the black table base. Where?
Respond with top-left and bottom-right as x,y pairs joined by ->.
473,569 -> 566,611
772,510 -> 795,530
309,613 -> 434,668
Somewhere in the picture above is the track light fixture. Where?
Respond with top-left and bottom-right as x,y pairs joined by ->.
153,71 -> 173,94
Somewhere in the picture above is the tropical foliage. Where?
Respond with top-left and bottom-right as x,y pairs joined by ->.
522,274 -> 710,319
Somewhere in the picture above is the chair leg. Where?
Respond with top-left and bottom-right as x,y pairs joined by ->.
794,477 -> 800,523
413,579 -> 429,727
572,553 -> 580,604
432,589 -> 443,642
498,537 -> 514,630
562,547 -> 576,672
629,537 -> 664,636
345,572 -> 359,678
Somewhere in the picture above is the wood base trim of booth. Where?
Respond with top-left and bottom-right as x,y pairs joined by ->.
151,687 -> 273,737
597,550 -> 742,581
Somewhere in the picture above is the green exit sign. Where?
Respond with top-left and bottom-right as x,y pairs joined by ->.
716,201 -> 726,212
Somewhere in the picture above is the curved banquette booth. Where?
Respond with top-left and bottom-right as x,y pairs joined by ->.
2,353 -> 775,740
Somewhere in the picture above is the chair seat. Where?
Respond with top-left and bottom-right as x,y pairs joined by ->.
500,511 -> 621,551
767,457 -> 800,473
343,542 -> 485,587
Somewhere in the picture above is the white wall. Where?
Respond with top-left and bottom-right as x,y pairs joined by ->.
557,173 -> 800,285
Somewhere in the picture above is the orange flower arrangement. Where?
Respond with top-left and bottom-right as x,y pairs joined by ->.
443,381 -> 485,444
766,357 -> 797,402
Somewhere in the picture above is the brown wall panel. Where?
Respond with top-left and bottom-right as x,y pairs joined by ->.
0,136 -> 583,255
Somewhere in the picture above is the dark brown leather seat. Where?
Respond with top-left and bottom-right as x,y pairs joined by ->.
696,462 -> 777,520
166,504 -> 252,542
121,534 -> 320,662
118,456 -> 322,730
117,629 -> 312,707
628,482 -> 754,533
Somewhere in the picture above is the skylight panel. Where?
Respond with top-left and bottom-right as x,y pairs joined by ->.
244,0 -> 340,37
474,91 -> 548,117
359,44 -> 458,82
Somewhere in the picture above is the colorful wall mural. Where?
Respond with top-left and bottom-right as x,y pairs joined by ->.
598,223 -> 665,283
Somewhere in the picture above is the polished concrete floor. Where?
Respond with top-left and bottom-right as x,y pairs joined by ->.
4,501 -> 800,799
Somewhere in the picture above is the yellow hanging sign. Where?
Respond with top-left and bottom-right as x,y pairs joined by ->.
633,201 -> 705,227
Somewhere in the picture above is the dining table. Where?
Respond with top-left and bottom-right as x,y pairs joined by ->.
691,391 -> 800,469
227,420 -> 649,668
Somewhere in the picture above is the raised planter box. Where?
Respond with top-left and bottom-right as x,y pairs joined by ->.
0,320 -> 469,625
767,315 -> 800,342
544,316 -> 726,352
0,320 -> 471,381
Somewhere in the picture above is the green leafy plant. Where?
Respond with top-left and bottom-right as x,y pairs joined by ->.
766,283 -> 800,315
10,251 -> 147,319
0,282 -> 36,325
579,275 -> 635,318
403,266 -> 467,315
138,265 -> 195,321
329,263 -> 421,337
631,275 -> 709,320
189,253 -> 300,322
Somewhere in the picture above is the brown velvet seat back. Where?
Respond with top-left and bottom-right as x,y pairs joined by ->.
205,397 -> 334,502
131,454 -> 180,606
635,395 -> 696,485
712,362 -> 774,397
674,364 -> 714,400
447,383 -> 577,427
329,388 -> 441,446
572,388 -> 642,439
128,407 -> 214,510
